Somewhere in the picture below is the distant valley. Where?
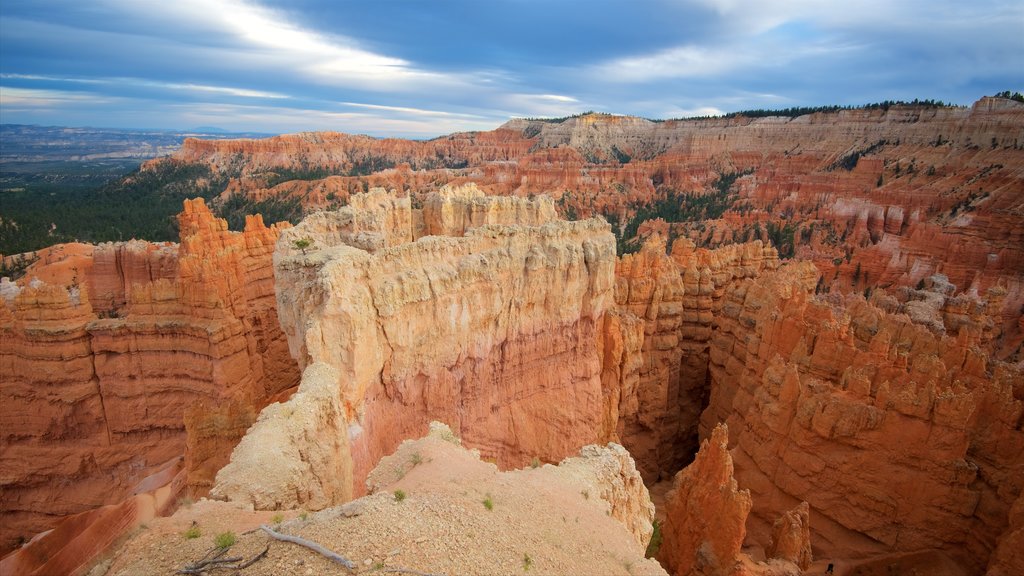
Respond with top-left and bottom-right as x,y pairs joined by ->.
0,124 -> 269,163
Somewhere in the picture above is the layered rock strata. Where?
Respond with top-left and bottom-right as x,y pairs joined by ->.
0,458 -> 185,576
609,236 -> 779,480
0,200 -> 298,553
701,262 -> 1023,573
214,186 -> 617,508
170,98 -> 1024,355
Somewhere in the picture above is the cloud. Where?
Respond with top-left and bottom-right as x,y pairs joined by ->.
2,74 -> 290,100
163,83 -> 289,99
1,0 -> 1020,134
168,102 -> 499,137
0,87 -> 120,107
497,93 -> 586,118
103,0 -> 468,92
339,102 -> 487,120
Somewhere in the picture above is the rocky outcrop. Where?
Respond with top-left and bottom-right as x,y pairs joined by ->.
177,100 -> 1023,347
767,502 -> 812,570
0,200 -> 299,554
107,422 -> 666,576
547,442 -> 656,548
211,362 -> 350,510
702,261 -> 1023,571
214,188 -> 617,509
660,424 -> 753,576
421,182 -> 558,237
164,128 -> 534,176
660,423 -> 805,576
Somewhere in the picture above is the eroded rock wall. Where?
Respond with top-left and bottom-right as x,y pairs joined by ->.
0,200 -> 298,553
701,262 -> 1023,571
608,236 -> 779,481
215,188 -> 617,509
185,99 -> 1024,355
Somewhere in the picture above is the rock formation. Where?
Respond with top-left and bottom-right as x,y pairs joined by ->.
0,458 -> 185,576
609,235 -> 779,481
660,423 -> 807,576
0,200 -> 298,554
701,261 -> 1023,572
214,185 -> 617,507
165,98 -> 1023,360
4,96 -> 1023,575
660,424 -> 753,576
767,502 -> 812,570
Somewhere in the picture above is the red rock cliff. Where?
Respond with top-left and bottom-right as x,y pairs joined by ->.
0,200 -> 299,554
701,262 -> 1022,572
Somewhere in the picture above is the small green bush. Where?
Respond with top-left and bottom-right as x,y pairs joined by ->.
530,457 -> 540,469
645,520 -> 663,558
523,553 -> 533,571
482,496 -> 494,511
394,489 -> 407,502
183,525 -> 201,539
271,513 -> 284,525
214,531 -> 237,549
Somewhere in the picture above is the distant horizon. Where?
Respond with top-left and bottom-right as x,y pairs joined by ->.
1,1 -> 1020,138
1,93 -> 1009,141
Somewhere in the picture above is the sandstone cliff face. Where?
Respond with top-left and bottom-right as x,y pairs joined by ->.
0,459 -> 185,576
701,262 -> 1023,571
421,182 -> 558,237
0,200 -> 298,554
164,128 -> 533,177
609,236 -> 779,481
214,187 -> 617,509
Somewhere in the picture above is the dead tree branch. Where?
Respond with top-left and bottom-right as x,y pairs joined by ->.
259,524 -> 356,570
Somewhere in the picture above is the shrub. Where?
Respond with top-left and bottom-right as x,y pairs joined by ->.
530,457 -> 541,469
394,489 -> 407,502
482,496 -> 494,511
645,520 -> 663,558
184,525 -> 201,540
293,237 -> 313,254
214,531 -> 237,549
523,553 -> 533,571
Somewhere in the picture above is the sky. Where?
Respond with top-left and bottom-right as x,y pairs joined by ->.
0,0 -> 1021,138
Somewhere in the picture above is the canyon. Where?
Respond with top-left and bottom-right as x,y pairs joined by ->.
168,97 -> 1024,357
0,96 -> 1022,575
